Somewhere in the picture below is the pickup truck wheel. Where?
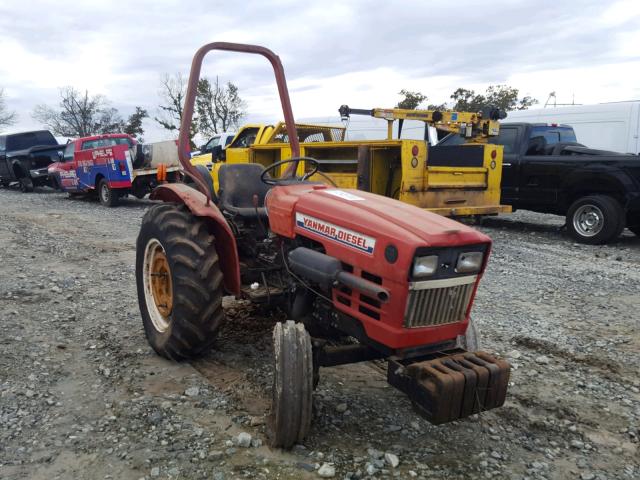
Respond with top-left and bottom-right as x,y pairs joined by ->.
98,179 -> 119,207
19,177 -> 34,193
136,203 -> 225,360
268,320 -> 313,449
567,195 -> 624,244
628,224 -> 640,237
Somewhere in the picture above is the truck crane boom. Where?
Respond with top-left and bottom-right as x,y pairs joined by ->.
338,105 -> 507,143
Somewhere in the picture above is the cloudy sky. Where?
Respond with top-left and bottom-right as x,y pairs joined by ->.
1,0 -> 639,142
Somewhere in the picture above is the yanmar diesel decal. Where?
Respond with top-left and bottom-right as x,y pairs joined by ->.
295,212 -> 376,255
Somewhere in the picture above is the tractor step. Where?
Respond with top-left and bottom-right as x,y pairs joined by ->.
387,351 -> 510,425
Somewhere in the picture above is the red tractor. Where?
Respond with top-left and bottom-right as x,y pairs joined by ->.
135,42 -> 510,448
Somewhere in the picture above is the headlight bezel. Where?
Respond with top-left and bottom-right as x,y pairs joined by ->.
412,255 -> 439,278
410,244 -> 488,281
455,251 -> 484,274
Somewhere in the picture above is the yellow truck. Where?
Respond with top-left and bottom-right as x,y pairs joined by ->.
192,106 -> 511,217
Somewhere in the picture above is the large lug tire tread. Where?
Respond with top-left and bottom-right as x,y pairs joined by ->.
268,320 -> 313,449
566,195 -> 624,245
136,203 -> 225,361
98,179 -> 120,207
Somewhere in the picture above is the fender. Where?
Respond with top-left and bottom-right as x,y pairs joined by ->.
561,166 -> 632,209
150,183 -> 241,296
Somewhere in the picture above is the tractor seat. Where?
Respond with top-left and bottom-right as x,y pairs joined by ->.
217,163 -> 271,219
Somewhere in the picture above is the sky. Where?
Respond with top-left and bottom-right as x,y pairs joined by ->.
0,0 -> 639,142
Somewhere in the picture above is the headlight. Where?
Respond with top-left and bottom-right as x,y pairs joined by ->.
456,252 -> 484,273
412,255 -> 439,278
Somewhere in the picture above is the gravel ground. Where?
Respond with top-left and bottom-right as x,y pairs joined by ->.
0,186 -> 638,480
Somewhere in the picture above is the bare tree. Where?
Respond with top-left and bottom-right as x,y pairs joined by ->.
196,77 -> 247,137
0,88 -> 17,128
154,73 -> 198,147
32,87 -> 126,137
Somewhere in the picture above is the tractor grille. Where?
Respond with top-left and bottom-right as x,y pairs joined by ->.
404,276 -> 476,328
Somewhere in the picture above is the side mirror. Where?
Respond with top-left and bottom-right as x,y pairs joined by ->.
211,145 -> 224,162
58,151 -> 64,161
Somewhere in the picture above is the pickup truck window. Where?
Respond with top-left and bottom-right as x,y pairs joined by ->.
6,131 -> 57,151
231,128 -> 260,148
526,126 -> 577,155
0,136 -> 5,152
81,137 -> 133,150
63,142 -> 75,162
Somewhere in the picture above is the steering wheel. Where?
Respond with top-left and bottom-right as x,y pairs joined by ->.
260,157 -> 320,185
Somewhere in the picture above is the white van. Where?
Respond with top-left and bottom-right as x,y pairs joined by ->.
506,101 -> 640,154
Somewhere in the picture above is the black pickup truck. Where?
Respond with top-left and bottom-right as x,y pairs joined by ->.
0,130 -> 65,192
438,123 -> 640,244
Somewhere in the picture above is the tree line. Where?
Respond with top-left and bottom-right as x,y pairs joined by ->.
0,75 -> 248,147
0,81 -> 537,142
396,85 -> 537,112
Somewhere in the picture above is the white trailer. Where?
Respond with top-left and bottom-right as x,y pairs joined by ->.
506,101 -> 640,154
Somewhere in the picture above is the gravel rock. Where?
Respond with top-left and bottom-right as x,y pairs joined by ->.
234,432 -> 252,448
535,355 -> 550,365
317,462 -> 336,477
384,452 -> 400,468
184,386 -> 200,397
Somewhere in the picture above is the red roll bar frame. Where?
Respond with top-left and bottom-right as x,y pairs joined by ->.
178,42 -> 301,202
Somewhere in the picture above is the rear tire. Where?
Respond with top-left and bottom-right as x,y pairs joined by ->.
98,178 -> 119,207
268,320 -> 313,449
566,195 -> 624,244
136,203 -> 225,360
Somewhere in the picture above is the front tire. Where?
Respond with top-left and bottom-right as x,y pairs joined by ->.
136,203 -> 225,360
268,321 -> 313,449
98,178 -> 119,207
19,177 -> 34,193
566,195 -> 624,244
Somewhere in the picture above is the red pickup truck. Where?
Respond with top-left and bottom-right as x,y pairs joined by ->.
48,134 -> 181,206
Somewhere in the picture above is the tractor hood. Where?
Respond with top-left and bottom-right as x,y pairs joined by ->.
266,184 -> 490,261
302,187 -> 487,245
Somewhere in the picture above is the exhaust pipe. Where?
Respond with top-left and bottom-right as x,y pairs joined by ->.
288,247 -> 390,303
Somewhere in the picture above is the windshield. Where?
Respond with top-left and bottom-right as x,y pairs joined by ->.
7,131 -> 57,150
205,136 -> 220,149
81,137 -> 134,150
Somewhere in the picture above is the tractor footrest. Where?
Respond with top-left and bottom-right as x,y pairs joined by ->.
387,351 -> 510,425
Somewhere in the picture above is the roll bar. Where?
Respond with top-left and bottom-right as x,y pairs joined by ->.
178,42 -> 301,202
